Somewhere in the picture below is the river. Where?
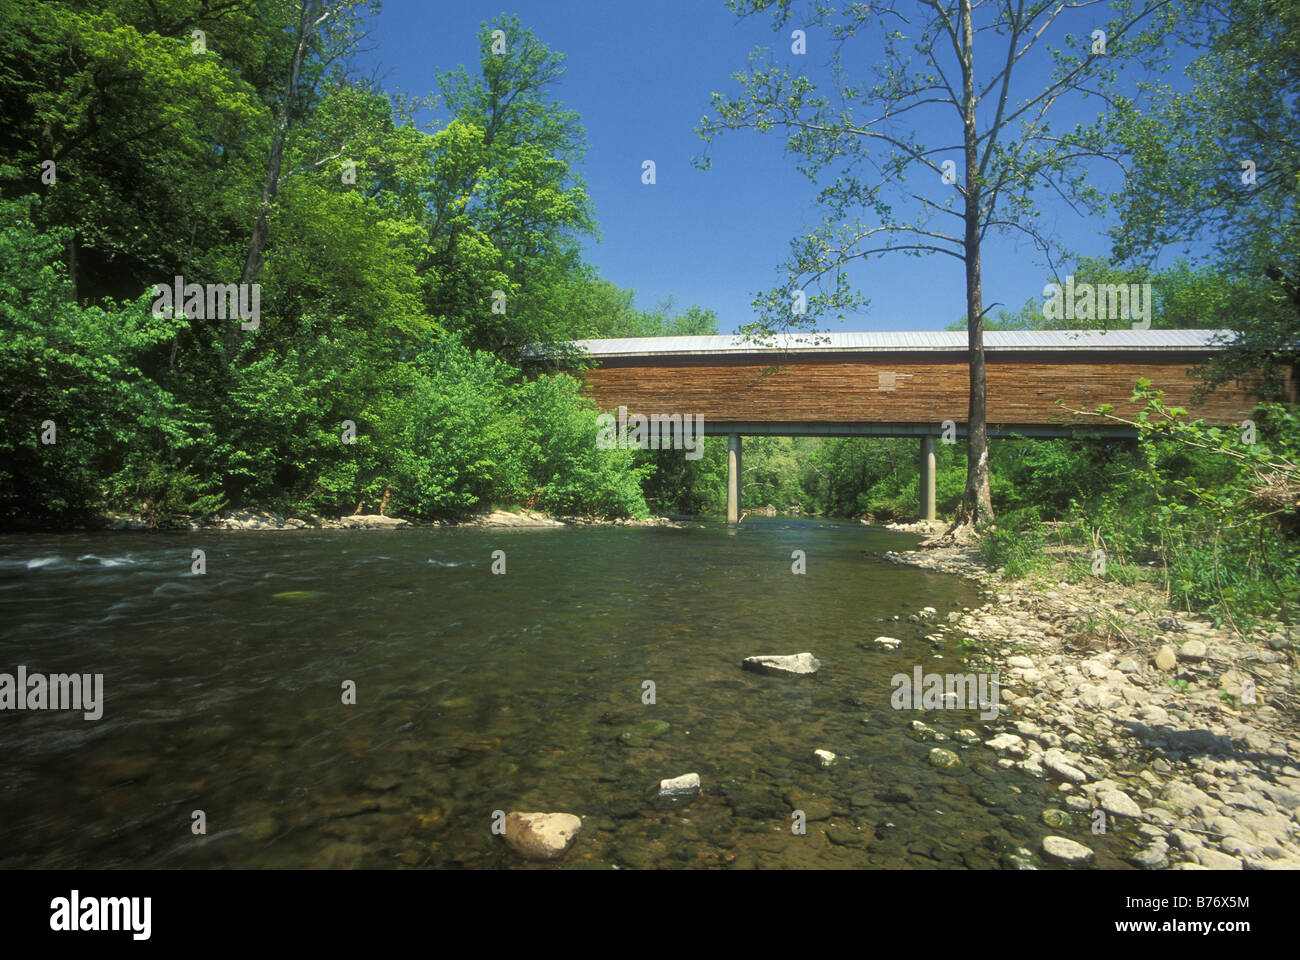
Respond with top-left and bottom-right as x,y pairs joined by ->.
0,518 -> 1132,868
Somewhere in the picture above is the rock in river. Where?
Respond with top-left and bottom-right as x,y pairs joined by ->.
928,748 -> 962,769
659,773 -> 701,797
742,652 -> 820,677
618,719 -> 670,746
1041,835 -> 1094,864
504,812 -> 582,861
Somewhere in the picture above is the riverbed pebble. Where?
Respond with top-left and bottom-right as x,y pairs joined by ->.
503,812 -> 582,860
1042,835 -> 1094,864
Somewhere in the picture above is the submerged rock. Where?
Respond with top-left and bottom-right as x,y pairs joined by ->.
928,747 -> 962,769
1041,808 -> 1073,828
1130,844 -> 1170,870
910,721 -> 947,743
741,652 -> 821,677
618,719 -> 670,746
503,811 -> 582,860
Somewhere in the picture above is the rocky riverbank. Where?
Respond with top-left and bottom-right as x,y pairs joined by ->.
882,535 -> 1300,870
101,508 -> 680,532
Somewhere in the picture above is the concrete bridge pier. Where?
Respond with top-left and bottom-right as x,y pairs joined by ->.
727,433 -> 742,523
920,436 -> 936,522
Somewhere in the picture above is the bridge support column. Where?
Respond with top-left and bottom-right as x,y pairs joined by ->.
920,436 -> 936,522
727,433 -> 742,524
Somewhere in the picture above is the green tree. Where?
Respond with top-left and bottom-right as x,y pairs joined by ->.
698,0 -> 1176,531
1108,0 -> 1299,398
426,16 -> 597,356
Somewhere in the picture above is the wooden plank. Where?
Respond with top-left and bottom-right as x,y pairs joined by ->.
577,356 -> 1265,426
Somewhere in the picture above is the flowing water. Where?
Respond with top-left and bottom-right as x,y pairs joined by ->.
0,519 -> 1139,869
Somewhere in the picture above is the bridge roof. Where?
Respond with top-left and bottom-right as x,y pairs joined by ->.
568,329 -> 1236,358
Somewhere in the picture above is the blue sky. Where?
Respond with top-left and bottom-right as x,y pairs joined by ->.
358,0 -> 1197,334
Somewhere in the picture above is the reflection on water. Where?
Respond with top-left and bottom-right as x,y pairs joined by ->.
0,519 -> 1134,868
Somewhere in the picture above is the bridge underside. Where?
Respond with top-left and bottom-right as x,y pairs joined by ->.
713,430 -> 1136,524
698,420 -> 1138,439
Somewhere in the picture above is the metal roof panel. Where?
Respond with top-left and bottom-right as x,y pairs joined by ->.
564,329 -> 1236,357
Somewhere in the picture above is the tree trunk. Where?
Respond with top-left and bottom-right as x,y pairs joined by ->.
233,1 -> 319,358
930,0 -> 993,544
66,233 -> 78,304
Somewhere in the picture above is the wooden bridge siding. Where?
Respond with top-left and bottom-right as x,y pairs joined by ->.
578,354 -> 1263,426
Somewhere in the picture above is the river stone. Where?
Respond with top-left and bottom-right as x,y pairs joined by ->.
742,652 -> 820,676
1130,844 -> 1170,870
504,812 -> 581,861
1042,835 -> 1094,864
1098,789 -> 1143,818
1007,655 -> 1035,669
1179,639 -> 1208,662
1041,809 -> 1073,828
1155,646 -> 1178,671
873,636 -> 902,649
1196,848 -> 1243,870
618,719 -> 670,745
1043,749 -> 1088,784
928,747 -> 962,769
878,784 -> 917,804
1219,671 -> 1249,698
1162,781 -> 1214,813
659,772 -> 701,797
813,749 -> 836,767
910,721 -> 945,742
952,729 -> 980,744
984,733 -> 1025,756
785,787 -> 833,822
